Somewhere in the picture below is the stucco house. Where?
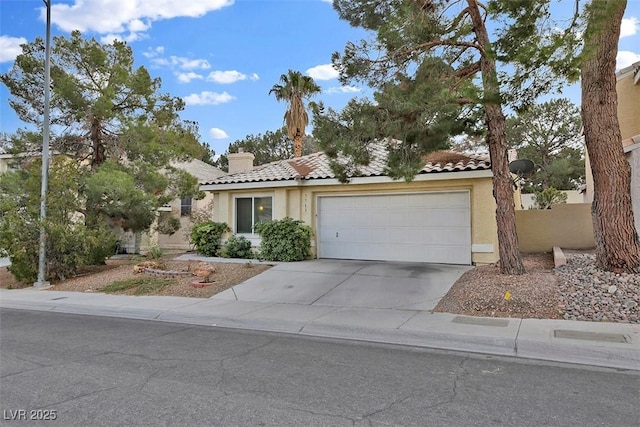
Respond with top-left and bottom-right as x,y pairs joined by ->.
200,146 -> 500,265
0,149 -> 12,174
120,158 -> 226,254
583,60 -> 640,235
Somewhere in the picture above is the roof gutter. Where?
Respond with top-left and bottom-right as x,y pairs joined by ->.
200,169 -> 493,191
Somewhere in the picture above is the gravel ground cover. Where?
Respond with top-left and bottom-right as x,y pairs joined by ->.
556,252 -> 639,323
435,251 -> 639,323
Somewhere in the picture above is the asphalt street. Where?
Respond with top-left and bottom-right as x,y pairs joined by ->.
1,308 -> 638,427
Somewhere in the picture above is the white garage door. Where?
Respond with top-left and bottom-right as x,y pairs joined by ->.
318,192 -> 471,264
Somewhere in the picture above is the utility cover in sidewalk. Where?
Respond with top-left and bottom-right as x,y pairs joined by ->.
554,330 -> 628,343
452,316 -> 509,327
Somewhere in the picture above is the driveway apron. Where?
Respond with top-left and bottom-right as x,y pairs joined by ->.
211,259 -> 470,311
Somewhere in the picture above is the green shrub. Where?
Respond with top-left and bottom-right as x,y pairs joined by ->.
531,187 -> 568,210
0,215 -> 117,283
147,245 -> 163,259
221,235 -> 254,259
156,215 -> 181,235
254,217 -> 313,262
46,224 -> 117,280
189,221 -> 230,256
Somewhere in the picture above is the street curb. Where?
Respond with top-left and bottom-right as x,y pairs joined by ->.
2,292 -> 638,371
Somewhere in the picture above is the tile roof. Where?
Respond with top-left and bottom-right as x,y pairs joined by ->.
203,145 -> 491,185
171,158 -> 226,183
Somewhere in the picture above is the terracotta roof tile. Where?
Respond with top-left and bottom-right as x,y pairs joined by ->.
203,144 -> 490,185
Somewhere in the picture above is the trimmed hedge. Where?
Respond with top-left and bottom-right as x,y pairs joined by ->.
221,235 -> 254,259
254,217 -> 313,262
189,221 -> 230,256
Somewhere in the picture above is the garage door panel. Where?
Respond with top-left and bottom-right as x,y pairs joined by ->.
423,227 -> 461,243
318,192 -> 471,264
366,195 -> 393,208
367,210 -> 392,225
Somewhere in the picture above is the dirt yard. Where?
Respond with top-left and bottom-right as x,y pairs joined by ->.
0,257 -> 272,299
433,252 -> 562,319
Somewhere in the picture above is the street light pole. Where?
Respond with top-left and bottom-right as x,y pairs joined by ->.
34,0 -> 51,288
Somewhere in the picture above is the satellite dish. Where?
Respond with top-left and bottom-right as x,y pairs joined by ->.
509,159 -> 534,175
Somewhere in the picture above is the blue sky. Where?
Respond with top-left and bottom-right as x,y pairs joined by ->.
1,0 -> 639,157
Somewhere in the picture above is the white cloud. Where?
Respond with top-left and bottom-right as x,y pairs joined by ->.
306,64 -> 339,80
128,19 -> 151,32
0,35 -> 27,63
176,72 -> 204,83
617,50 -> 640,70
205,70 -> 260,84
153,55 -> 211,70
44,0 -> 233,40
100,32 -> 145,44
179,58 -> 211,70
143,46 -> 164,58
209,128 -> 229,139
325,85 -> 361,94
207,70 -> 248,84
183,91 -> 235,106
620,17 -> 638,38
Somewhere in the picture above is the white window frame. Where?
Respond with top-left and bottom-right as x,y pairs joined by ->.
233,193 -> 274,238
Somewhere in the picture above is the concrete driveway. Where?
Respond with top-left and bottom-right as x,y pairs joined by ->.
212,259 -> 471,311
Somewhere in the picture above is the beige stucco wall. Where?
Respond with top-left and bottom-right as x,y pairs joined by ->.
515,203 -> 594,252
585,64 -> 640,203
154,192 -> 215,252
617,68 -> 640,142
209,175 -> 500,265
0,158 -> 8,174
628,148 -> 640,236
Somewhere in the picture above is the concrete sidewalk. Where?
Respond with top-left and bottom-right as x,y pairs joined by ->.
1,286 -> 638,371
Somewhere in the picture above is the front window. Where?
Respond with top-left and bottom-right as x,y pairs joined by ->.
235,196 -> 272,233
180,196 -> 192,217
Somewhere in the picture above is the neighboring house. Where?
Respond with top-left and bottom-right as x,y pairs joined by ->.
200,147 -> 499,265
583,60 -> 640,235
1,149 -> 226,254
0,149 -> 45,174
0,149 -> 11,174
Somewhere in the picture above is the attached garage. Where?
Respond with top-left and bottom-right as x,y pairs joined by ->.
317,192 -> 472,264
202,146 -> 499,265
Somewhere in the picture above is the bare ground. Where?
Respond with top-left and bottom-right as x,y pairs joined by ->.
433,252 -> 562,319
0,257 -> 271,299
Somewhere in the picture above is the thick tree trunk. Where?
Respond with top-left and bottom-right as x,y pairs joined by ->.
468,0 -> 525,274
582,0 -> 640,273
293,133 -> 303,158
90,116 -> 105,171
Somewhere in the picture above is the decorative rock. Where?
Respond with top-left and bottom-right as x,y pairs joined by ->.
556,252 -> 639,324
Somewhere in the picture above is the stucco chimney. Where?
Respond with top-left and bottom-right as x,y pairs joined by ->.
228,151 -> 254,174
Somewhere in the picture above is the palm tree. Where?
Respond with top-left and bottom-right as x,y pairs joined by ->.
269,70 -> 321,157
